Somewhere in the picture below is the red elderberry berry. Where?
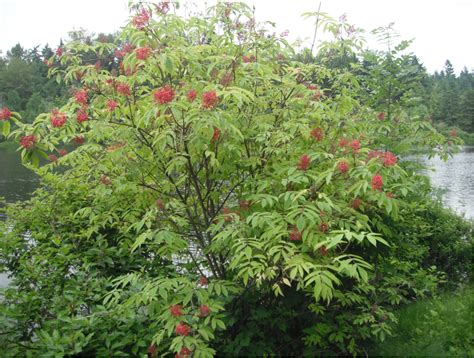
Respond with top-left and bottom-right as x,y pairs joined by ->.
371,174 -> 383,191
100,175 -> 111,185
132,8 -> 151,29
338,138 -> 348,148
199,276 -> 208,286
155,2 -> 170,14
107,99 -> 118,111
20,135 -> 36,149
176,347 -> 192,358
48,154 -> 58,162
220,72 -> 233,86
0,107 -> 12,120
116,83 -> 131,96
367,150 -> 382,160
289,228 -> 302,241
319,222 -> 329,233
155,198 -> 165,210
349,139 -> 360,153
55,47 -> 63,57
135,47 -> 151,60
147,344 -> 157,357
312,91 -> 322,101
51,110 -> 67,128
73,136 -> 85,145
239,200 -> 250,210
187,89 -> 197,102
212,127 -> 220,142
319,245 -> 329,256
199,305 -> 210,317
310,127 -> 324,141
449,128 -> 458,137
377,112 -> 386,120
175,323 -> 190,336
202,90 -> 218,109
154,86 -> 175,105
382,151 -> 397,167
337,160 -> 350,173
76,109 -> 88,123
74,89 -> 88,105
170,304 -> 183,317
297,154 -> 311,171
58,149 -> 67,157
351,198 -> 362,210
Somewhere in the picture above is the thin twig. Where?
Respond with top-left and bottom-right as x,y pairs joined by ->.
310,2 -> 322,56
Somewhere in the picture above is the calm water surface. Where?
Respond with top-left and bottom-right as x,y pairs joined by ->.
415,146 -> 474,220
0,146 -> 473,287
0,145 -> 38,287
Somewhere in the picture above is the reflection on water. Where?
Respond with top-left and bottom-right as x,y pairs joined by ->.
0,145 -> 39,204
0,145 -> 39,288
414,146 -> 474,219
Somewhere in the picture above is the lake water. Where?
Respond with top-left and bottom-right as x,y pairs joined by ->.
416,146 -> 474,220
0,146 -> 473,287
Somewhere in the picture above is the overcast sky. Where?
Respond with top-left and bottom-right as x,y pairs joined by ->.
1,0 -> 472,74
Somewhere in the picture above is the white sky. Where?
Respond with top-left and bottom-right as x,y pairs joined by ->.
0,0 -> 472,74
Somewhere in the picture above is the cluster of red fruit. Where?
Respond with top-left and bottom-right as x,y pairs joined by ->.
306,84 -> 322,101
114,43 -> 135,59
135,47 -> 151,60
367,150 -> 397,167
132,8 -> 151,29
51,109 -> 67,128
20,135 -> 36,149
152,86 -> 219,110
242,54 -> 256,63
0,107 -> 12,120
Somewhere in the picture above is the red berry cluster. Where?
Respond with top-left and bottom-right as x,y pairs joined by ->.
202,90 -> 218,109
0,107 -> 12,120
154,86 -> 175,105
297,154 -> 311,171
170,304 -> 183,317
186,89 -> 197,102
20,135 -> 36,149
51,110 -> 67,128
175,322 -> 190,336
349,139 -> 360,153
107,100 -> 118,112
76,109 -> 88,123
371,174 -> 383,191
135,47 -> 151,60
132,8 -> 151,29
242,54 -> 256,63
289,228 -> 302,241
74,89 -> 88,105
116,83 -> 131,96
310,127 -> 324,141
337,160 -> 350,173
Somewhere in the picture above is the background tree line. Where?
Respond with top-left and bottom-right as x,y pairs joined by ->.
0,30 -> 116,129
1,39 -> 472,137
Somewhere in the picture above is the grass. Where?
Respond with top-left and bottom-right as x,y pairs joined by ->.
372,286 -> 474,357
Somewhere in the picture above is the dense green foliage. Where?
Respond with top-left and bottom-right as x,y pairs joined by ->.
372,286 -> 474,357
0,3 -> 472,357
